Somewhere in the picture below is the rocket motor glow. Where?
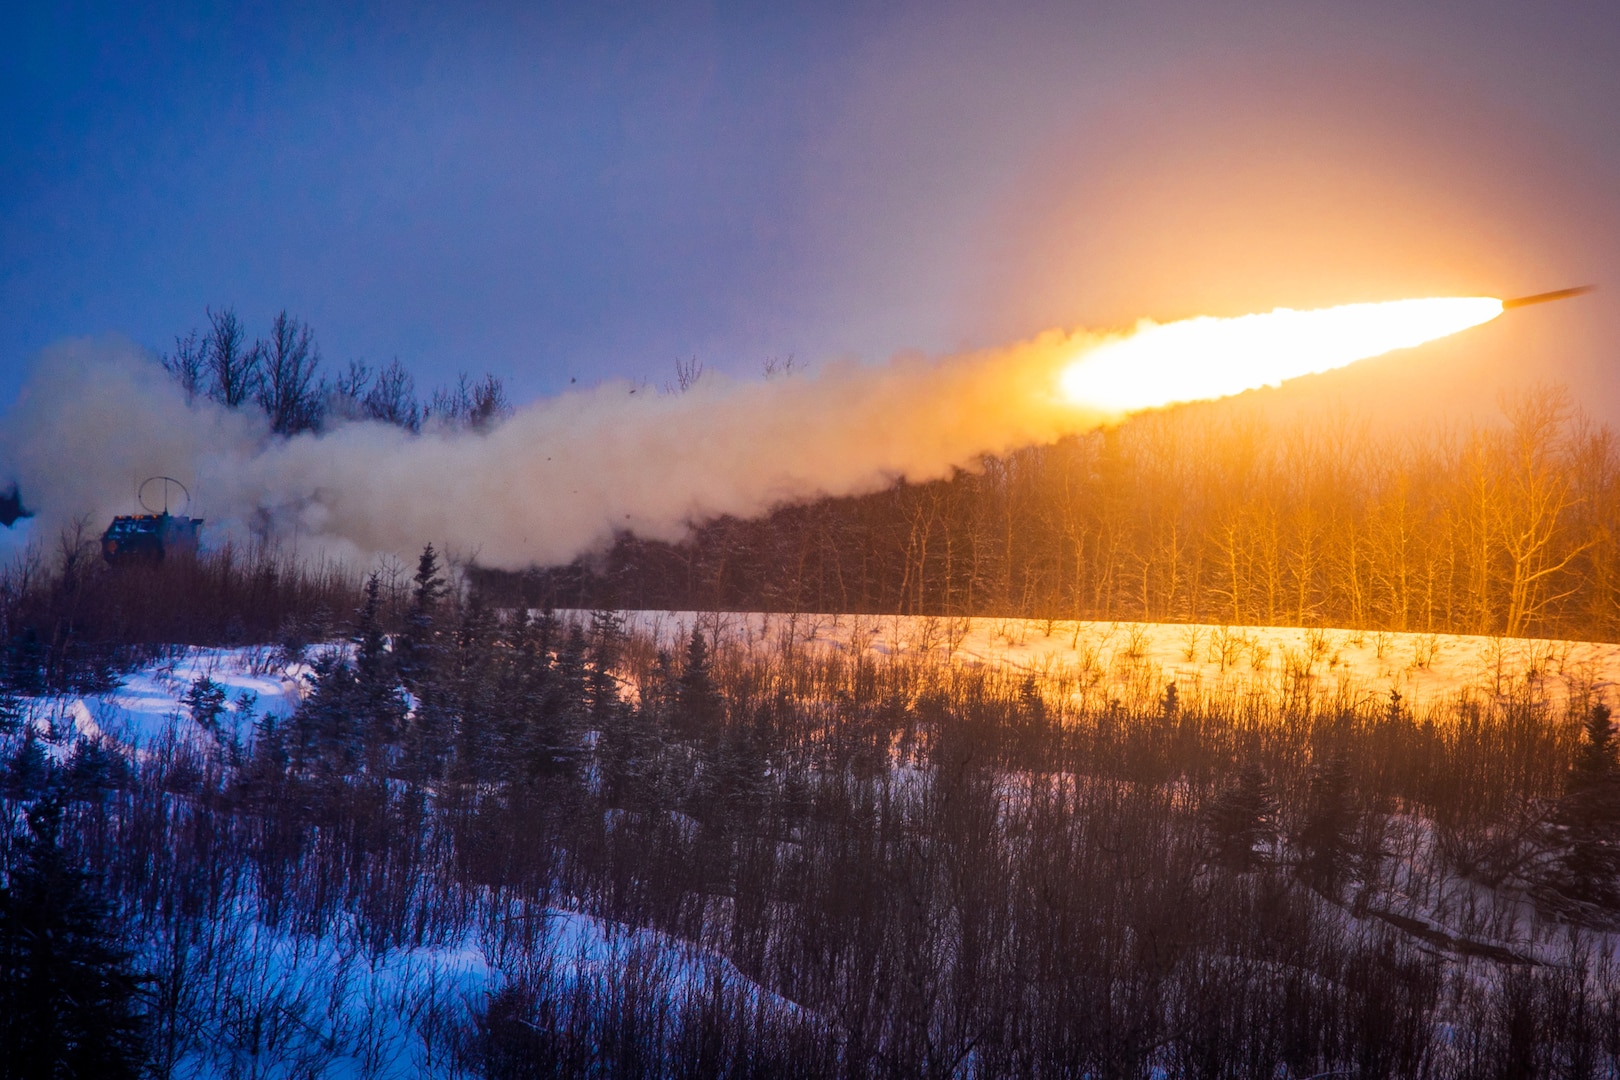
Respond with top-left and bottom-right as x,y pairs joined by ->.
1057,287 -> 1590,414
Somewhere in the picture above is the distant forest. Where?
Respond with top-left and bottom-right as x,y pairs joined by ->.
502,385 -> 1620,642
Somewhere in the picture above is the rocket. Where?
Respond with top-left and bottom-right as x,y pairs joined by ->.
1502,285 -> 1595,310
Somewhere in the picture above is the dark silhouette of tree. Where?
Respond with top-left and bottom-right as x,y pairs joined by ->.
3,628 -> 45,699
0,797 -> 147,1078
353,572 -> 405,772
256,310 -> 324,434
1545,703 -> 1620,914
1204,761 -> 1279,869
4,726 -> 53,800
63,736 -> 131,799
586,609 -> 625,727
294,651 -> 363,777
397,544 -> 446,694
365,359 -> 422,430
161,328 -> 207,402
675,628 -> 722,739
203,306 -> 260,409
1298,751 -> 1357,893
553,623 -> 588,727
424,372 -> 512,431
449,589 -> 497,784
182,674 -> 228,736
398,545 -> 450,780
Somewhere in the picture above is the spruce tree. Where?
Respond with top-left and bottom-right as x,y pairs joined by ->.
553,623 -> 589,726
353,572 -> 405,772
399,544 -> 450,781
397,543 -> 446,694
586,610 -> 625,727
1547,703 -> 1620,913
1298,750 -> 1357,893
182,675 -> 228,736
2,628 -> 45,698
294,652 -> 362,777
4,726 -> 54,800
0,797 -> 147,1077
450,590 -> 497,784
675,628 -> 722,739
1204,761 -> 1278,869
500,608 -> 576,783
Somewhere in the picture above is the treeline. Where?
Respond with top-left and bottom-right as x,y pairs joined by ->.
7,552 -> 1620,1072
160,306 -> 512,435
0,535 -> 362,694
505,384 -> 1620,642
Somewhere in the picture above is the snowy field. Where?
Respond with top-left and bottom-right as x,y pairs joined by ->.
626,611 -> 1620,714
33,616 -> 1620,753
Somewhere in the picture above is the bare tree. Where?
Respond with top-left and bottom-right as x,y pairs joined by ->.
1498,385 -> 1592,636
666,355 -> 705,394
204,307 -> 261,409
256,310 -> 324,435
424,373 -> 473,430
162,329 -> 207,402
324,359 -> 372,422
423,372 -> 507,432
467,373 -> 511,431
365,360 -> 421,431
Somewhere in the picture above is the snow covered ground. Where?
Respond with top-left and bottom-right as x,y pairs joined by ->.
35,616 -> 1618,753
63,645 -> 309,748
625,611 -> 1620,714
9,639 -> 793,1080
13,617 -> 1620,1075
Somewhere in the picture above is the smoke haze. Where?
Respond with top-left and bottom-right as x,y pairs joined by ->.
1,333 -> 1107,569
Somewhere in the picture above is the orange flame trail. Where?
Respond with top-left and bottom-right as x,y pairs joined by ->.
1058,297 -> 1505,413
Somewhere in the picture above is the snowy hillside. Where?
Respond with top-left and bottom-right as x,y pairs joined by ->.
626,611 -> 1620,712
9,615 -> 1620,1076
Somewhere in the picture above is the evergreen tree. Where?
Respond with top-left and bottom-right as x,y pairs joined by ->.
553,623 -> 589,727
497,608 -> 576,783
2,628 -> 46,698
293,652 -> 362,777
450,590 -> 497,784
643,647 -> 678,728
182,675 -> 228,736
399,544 -> 451,781
1298,750 -> 1357,893
675,628 -> 722,739
0,797 -> 147,1077
4,726 -> 54,800
1546,703 -> 1620,913
353,572 -> 406,772
63,736 -> 131,799
1204,761 -> 1278,869
586,610 -> 625,727
397,543 -> 446,693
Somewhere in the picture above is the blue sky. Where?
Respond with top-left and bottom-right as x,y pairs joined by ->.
5,1 -> 1618,414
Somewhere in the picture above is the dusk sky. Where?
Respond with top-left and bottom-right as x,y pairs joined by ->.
5,1 -> 1618,418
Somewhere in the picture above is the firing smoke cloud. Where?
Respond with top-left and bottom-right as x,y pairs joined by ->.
0,333 -> 1106,569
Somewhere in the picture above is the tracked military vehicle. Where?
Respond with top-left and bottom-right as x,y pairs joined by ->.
102,477 -> 203,565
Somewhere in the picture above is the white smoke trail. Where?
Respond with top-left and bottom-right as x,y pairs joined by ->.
0,331 -> 1105,569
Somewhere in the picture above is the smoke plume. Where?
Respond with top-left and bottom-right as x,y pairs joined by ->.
1,332 -> 1107,569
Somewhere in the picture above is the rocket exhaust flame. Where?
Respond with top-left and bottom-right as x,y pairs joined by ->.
1057,286 -> 1592,415
1058,296 -> 1505,414
0,288 -> 1584,569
